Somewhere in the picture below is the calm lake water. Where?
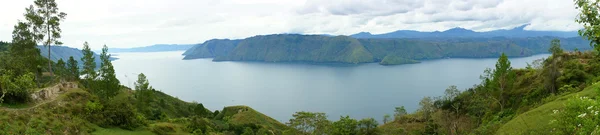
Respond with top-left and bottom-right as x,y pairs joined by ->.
112,51 -> 549,123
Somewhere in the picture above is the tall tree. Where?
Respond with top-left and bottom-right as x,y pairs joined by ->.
575,0 -> 600,52
25,0 -> 67,76
55,58 -> 66,77
66,56 -> 79,81
419,96 -> 435,120
134,73 -> 156,117
545,39 -> 563,94
98,45 -> 120,100
491,53 -> 514,111
80,42 -> 96,82
9,21 -> 41,75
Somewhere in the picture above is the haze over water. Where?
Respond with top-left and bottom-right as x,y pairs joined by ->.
112,51 -> 549,122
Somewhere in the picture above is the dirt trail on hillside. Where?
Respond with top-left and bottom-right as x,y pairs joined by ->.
1,82 -> 78,111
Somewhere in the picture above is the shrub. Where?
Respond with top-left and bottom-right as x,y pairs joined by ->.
552,96 -> 600,134
151,123 -> 177,135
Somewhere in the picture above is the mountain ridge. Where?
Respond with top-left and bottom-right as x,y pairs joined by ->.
350,24 -> 579,38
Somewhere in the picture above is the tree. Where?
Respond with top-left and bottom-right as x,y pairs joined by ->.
287,111 -> 331,135
419,96 -> 435,120
549,39 -> 563,55
98,45 -> 120,100
24,0 -> 67,76
0,70 -> 36,104
383,114 -> 391,124
135,73 -> 151,91
80,42 -> 96,82
55,59 -> 66,77
66,56 -> 79,81
357,118 -> 379,135
545,39 -> 562,94
394,106 -> 407,120
574,0 -> 600,52
491,53 -> 514,111
9,21 -> 41,75
331,115 -> 358,135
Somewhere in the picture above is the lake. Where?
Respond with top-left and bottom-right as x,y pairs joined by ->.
112,51 -> 549,123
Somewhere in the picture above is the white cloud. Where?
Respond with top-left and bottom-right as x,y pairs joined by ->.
0,0 -> 583,49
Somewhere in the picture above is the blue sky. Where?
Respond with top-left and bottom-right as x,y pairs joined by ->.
0,0 -> 583,49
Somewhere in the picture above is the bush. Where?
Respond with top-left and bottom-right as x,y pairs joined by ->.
151,123 -> 177,135
552,96 -> 600,134
187,116 -> 213,134
0,71 -> 36,104
88,97 -> 147,130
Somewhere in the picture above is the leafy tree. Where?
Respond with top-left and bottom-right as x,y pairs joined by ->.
24,0 -> 67,76
331,115 -> 358,135
287,111 -> 331,135
574,0 -> 600,52
97,45 -> 120,100
0,70 -> 36,104
80,42 -> 96,82
55,59 -> 66,77
135,73 -> 155,117
9,21 -> 41,75
419,97 -> 435,120
357,118 -> 379,135
394,106 -> 407,120
66,56 -> 79,81
383,114 -> 391,124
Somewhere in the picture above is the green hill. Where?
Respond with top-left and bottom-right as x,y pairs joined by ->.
183,35 -> 591,65
496,84 -> 600,134
213,34 -> 374,64
182,39 -> 240,60
215,105 -> 291,133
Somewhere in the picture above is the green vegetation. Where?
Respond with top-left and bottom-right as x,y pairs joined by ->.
213,35 -> 374,64
184,35 -> 591,65
24,0 -> 67,76
4,0 -> 600,134
379,55 -> 420,65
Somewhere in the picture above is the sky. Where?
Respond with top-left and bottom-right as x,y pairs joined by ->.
0,0 -> 583,49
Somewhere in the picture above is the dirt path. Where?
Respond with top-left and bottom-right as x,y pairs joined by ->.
1,82 -> 77,111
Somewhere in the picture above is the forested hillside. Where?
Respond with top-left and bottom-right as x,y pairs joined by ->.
37,45 -> 113,67
183,35 -> 591,65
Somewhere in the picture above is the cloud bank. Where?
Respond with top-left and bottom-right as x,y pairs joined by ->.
0,0 -> 583,49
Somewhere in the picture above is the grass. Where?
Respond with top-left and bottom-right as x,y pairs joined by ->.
216,105 -> 291,132
496,83 -> 600,135
92,127 -> 154,135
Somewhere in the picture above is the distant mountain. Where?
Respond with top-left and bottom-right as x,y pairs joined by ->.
37,46 -> 115,67
182,34 -> 591,65
107,44 -> 195,53
350,24 -> 579,38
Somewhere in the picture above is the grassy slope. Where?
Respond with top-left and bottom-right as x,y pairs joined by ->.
215,105 -> 291,132
496,83 -> 600,135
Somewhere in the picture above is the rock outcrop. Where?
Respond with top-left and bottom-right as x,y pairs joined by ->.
30,82 -> 78,103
